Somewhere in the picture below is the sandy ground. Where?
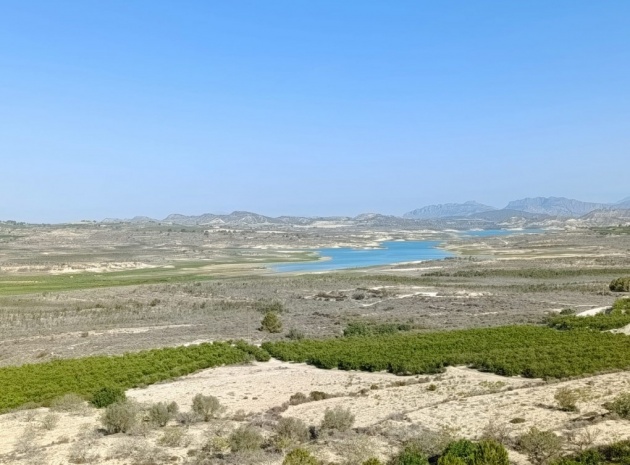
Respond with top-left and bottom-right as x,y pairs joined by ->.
3,360 -> 630,465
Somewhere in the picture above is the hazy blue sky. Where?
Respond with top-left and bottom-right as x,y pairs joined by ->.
1,1 -> 629,222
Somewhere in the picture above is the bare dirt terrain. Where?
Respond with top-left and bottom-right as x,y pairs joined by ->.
1,223 -> 630,464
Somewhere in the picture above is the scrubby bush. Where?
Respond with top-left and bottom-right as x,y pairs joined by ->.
101,400 -> 139,434
475,440 -> 509,465
148,402 -> 173,427
283,447 -> 319,465
256,299 -> 286,313
176,411 -> 199,426
50,393 -> 86,413
261,311 -> 283,333
604,393 -> 630,418
438,439 -> 509,465
439,440 -> 477,464
287,328 -> 305,340
320,406 -> 355,432
276,417 -> 310,443
362,459 -> 383,465
391,444 -> 429,465
192,394 -> 224,421
91,387 -> 126,408
610,278 -> 630,292
554,387 -> 581,412
517,427 -> 563,465
229,425 -> 264,452
158,427 -> 189,447
289,392 -> 308,405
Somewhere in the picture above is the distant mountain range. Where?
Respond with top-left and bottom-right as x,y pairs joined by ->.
95,195 -> 630,230
404,196 -> 630,219
403,201 -> 496,219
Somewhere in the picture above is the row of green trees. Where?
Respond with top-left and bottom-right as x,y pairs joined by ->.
263,325 -> 630,378
0,341 -> 266,412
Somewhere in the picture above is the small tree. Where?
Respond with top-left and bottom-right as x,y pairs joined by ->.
261,311 -> 283,333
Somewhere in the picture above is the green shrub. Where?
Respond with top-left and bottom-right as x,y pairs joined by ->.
475,440 -> 509,465
91,387 -> 125,408
229,425 -> 264,452
261,311 -> 283,333
517,427 -> 563,465
612,298 -> 630,314
101,400 -> 139,434
362,459 -> 383,465
391,444 -> 430,465
438,439 -> 508,465
610,278 -> 630,292
604,393 -> 630,418
283,448 -> 319,465
191,394 -> 224,421
440,440 -> 477,464
320,406 -> 355,432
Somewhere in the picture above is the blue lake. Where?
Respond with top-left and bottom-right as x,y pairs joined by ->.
271,229 -> 545,273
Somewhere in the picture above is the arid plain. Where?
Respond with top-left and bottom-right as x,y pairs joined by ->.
1,222 -> 630,465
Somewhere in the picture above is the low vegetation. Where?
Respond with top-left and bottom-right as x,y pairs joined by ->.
610,277 -> 630,292
546,299 -> 630,331
0,341 -> 267,412
263,325 -> 630,378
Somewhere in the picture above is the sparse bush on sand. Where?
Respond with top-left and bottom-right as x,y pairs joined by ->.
191,394 -> 224,421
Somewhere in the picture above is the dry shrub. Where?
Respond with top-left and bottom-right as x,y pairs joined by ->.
158,427 -> 190,447
229,425 -> 264,452
554,387 -> 581,412
336,434 -> 376,465
40,412 -> 59,430
50,393 -> 87,414
321,406 -> 355,432
516,427 -> 563,465
276,417 -> 310,445
14,426 -> 38,456
101,400 -> 140,434
148,402 -> 173,427
283,447 -> 319,465
192,394 -> 225,421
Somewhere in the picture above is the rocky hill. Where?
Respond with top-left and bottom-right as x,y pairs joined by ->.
505,197 -> 610,217
403,201 -> 496,219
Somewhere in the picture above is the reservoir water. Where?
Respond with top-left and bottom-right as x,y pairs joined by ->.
271,229 -> 544,273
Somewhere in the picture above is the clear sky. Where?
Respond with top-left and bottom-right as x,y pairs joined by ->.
1,1 -> 629,222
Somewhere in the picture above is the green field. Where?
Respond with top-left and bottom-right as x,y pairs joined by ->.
0,252 -> 317,295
